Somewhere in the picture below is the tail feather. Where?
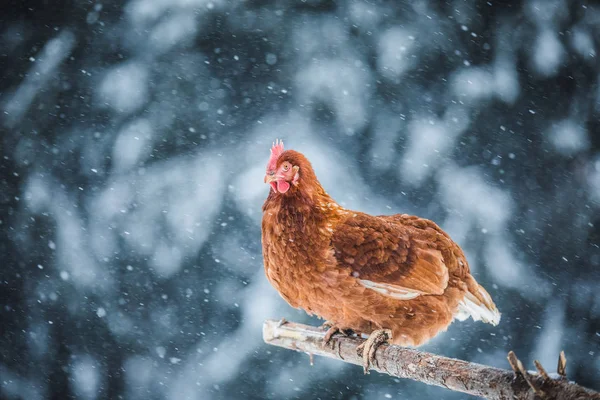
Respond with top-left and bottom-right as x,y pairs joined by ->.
456,277 -> 500,326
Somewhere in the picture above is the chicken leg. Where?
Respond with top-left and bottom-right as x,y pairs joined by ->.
356,329 -> 392,374
321,321 -> 353,347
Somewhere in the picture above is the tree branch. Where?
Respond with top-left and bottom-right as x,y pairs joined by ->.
263,319 -> 600,400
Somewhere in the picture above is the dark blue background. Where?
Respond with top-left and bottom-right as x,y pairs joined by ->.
1,1 -> 599,399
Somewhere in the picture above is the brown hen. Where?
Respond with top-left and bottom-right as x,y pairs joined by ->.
261,141 -> 500,371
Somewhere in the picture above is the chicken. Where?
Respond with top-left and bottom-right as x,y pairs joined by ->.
261,140 -> 500,372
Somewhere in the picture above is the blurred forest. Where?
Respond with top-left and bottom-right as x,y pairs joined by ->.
1,0 -> 600,399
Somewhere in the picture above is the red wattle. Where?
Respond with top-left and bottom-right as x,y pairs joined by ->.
270,182 -> 277,192
277,180 -> 290,193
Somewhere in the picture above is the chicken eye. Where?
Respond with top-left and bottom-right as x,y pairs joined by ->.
282,164 -> 290,171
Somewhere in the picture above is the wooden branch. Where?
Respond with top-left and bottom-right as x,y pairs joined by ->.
263,319 -> 600,400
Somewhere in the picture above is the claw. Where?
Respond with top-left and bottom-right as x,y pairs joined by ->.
356,329 -> 392,374
323,326 -> 341,346
321,322 -> 351,348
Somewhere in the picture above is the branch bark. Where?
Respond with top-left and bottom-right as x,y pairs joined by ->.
263,319 -> 600,400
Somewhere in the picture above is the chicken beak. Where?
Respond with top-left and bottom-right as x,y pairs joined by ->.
265,174 -> 277,184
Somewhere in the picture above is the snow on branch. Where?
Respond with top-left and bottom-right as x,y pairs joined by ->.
263,319 -> 600,400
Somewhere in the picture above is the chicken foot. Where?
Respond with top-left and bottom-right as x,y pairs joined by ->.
356,329 -> 392,374
321,321 -> 352,347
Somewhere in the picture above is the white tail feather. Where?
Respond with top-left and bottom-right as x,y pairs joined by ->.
454,307 -> 471,322
457,291 -> 501,326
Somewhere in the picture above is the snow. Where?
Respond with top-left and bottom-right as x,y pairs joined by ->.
3,30 -> 76,128
123,356 -> 154,399
437,165 -> 512,235
112,119 -> 154,172
400,110 -> 468,186
347,1 -> 385,29
377,27 -> 417,81
70,356 -> 102,400
451,67 -> 494,102
265,53 -> 277,65
547,119 -> 589,156
587,156 -> 600,203
296,59 -> 371,135
493,56 -> 520,104
436,164 -> 550,297
3,1 -> 600,399
571,28 -> 596,60
98,62 -> 149,114
148,13 -> 198,55
91,152 -> 226,278
368,110 -> 405,171
532,301 -> 565,369
0,364 -> 44,400
533,29 -> 565,77
525,0 -> 568,25
24,175 -> 108,288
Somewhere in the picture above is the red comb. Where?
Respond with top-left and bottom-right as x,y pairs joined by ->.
267,139 -> 284,171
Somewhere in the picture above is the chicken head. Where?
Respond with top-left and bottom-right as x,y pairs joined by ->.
264,139 -> 299,193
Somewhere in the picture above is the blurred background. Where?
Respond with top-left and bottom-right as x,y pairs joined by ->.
1,0 -> 600,399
